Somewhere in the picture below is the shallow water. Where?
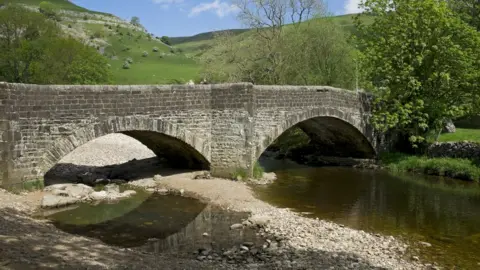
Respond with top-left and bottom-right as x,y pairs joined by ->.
42,190 -> 262,253
254,159 -> 480,269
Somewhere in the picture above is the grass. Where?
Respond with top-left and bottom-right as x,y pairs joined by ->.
232,162 -> 265,180
4,178 -> 44,194
83,23 -> 201,84
438,128 -> 480,143
2,0 -> 111,15
379,152 -> 480,182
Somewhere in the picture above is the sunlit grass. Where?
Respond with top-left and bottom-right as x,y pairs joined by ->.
438,128 -> 480,143
379,152 -> 480,182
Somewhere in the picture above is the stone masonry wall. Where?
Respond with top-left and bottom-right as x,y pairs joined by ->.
427,141 -> 480,160
0,82 -> 375,186
253,86 -> 376,161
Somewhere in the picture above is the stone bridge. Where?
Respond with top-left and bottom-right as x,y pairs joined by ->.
0,82 -> 379,186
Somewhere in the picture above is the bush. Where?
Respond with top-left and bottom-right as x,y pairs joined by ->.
170,48 -> 175,54
92,30 -> 104,39
152,47 -> 159,52
83,15 -> 88,20
122,62 -> 130,69
67,24 -> 72,28
39,1 -> 59,20
142,51 -> 148,57
125,57 -> 133,64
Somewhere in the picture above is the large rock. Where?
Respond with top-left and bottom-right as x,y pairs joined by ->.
42,184 -> 94,208
128,178 -> 157,188
443,119 -> 456,133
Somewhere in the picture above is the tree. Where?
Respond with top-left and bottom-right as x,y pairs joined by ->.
160,36 -> 171,45
130,16 -> 141,26
448,0 -> 480,30
0,4 -> 111,85
0,4 -> 58,82
200,0 -> 356,87
31,38 -> 111,85
356,0 -> 480,147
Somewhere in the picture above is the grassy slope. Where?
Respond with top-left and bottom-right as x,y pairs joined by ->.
169,28 -> 249,45
83,24 -> 200,84
1,0 -> 110,15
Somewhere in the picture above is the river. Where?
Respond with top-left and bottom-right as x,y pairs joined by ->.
42,158 -> 480,269
255,158 -> 480,269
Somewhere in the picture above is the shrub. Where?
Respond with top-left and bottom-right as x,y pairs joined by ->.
122,61 -> 130,69
39,1 -> 59,20
142,51 -> 148,57
92,30 -> 104,39
125,57 -> 133,64
152,47 -> 159,52
67,24 -> 72,28
83,15 -> 88,20
170,48 -> 175,54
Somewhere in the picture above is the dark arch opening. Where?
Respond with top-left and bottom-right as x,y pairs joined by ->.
121,130 -> 209,170
260,116 -> 375,169
43,130 -> 210,186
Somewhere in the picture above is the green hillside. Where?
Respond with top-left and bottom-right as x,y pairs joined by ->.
1,0 -> 366,85
169,29 -> 249,45
175,14 -> 368,57
0,0 -> 111,15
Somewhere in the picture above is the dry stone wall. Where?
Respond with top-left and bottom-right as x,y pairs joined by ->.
0,82 -> 375,186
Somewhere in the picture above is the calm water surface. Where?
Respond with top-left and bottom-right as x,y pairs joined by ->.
41,190 -> 262,253
254,159 -> 480,269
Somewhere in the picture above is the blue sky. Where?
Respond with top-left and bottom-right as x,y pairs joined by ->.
71,0 -> 363,37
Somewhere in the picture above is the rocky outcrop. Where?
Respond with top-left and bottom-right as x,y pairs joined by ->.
427,141 -> 480,160
41,183 -> 137,208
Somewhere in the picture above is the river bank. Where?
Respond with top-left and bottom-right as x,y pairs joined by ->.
0,174 -> 426,270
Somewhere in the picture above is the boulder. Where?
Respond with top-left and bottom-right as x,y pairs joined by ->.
90,191 -> 108,201
42,184 -> 95,208
443,119 -> 456,133
42,194 -> 82,208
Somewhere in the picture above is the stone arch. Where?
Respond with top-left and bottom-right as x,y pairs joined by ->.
39,116 -> 210,175
255,107 -> 376,160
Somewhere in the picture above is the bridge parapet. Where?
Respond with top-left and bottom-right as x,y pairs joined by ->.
0,82 -> 376,186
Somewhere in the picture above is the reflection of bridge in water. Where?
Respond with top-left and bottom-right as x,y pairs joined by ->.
50,194 -> 262,252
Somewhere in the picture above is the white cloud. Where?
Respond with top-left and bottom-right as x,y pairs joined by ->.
152,0 -> 184,9
344,0 -> 364,14
152,0 -> 184,4
189,0 -> 239,18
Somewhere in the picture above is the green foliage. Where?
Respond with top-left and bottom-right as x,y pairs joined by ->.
92,29 -> 105,39
5,178 -> 44,194
130,16 -> 141,27
125,57 -> 133,64
122,61 -> 130,69
160,36 -> 171,45
268,127 -> 310,154
356,0 -> 480,148
31,38 -> 111,84
152,47 -> 159,52
0,5 -> 110,85
39,1 -> 58,20
200,11 -> 357,88
379,152 -> 480,182
448,0 -> 480,31
231,162 -> 264,180
142,51 -> 148,57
